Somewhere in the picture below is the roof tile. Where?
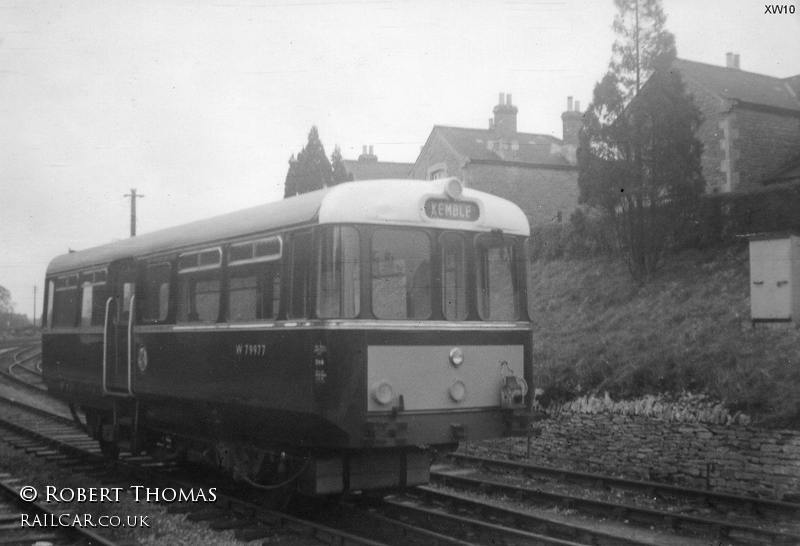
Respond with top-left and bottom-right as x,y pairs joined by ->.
673,58 -> 800,112
434,125 -> 571,166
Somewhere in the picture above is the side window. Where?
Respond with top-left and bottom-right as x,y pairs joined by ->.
227,237 -> 282,322
288,231 -> 312,319
441,233 -> 467,320
317,226 -> 360,319
80,282 -> 93,327
177,249 -> 221,323
79,269 -> 108,327
371,229 -> 431,319
142,263 -> 171,323
53,275 -> 79,327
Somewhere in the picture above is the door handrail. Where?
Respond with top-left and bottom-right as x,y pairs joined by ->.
126,295 -> 135,396
102,294 -> 135,398
101,296 -> 113,395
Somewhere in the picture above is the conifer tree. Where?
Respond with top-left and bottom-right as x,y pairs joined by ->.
330,146 -> 353,185
292,126 -> 332,196
578,0 -> 703,281
283,154 -> 299,198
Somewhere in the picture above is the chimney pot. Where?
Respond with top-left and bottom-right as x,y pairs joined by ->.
369,145 -> 374,156
498,92 -> 505,106
734,54 -> 740,69
362,145 -> 367,154
567,96 -> 574,111
575,100 -> 580,112
726,52 -> 734,68
506,93 -> 512,105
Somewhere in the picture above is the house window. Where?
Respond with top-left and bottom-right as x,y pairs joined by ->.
427,162 -> 448,180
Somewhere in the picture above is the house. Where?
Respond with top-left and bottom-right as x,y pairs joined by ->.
669,54 -> 800,193
343,146 -> 413,180
410,93 -> 580,225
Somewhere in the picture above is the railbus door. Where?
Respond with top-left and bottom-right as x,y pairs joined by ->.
103,258 -> 137,396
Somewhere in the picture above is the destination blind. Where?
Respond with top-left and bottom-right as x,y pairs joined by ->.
424,199 -> 479,221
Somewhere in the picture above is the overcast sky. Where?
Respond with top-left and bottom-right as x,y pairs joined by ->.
1,0 -> 798,320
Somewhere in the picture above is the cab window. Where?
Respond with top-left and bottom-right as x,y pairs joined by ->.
53,275 -> 79,327
476,235 -> 518,321
317,226 -> 360,319
288,231 -> 312,319
441,233 -> 468,320
371,229 -> 431,319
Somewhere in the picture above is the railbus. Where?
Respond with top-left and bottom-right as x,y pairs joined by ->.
41,178 -> 533,495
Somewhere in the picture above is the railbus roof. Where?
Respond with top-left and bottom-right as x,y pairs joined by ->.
46,178 -> 530,275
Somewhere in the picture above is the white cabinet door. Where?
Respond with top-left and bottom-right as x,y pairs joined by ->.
750,239 -> 792,320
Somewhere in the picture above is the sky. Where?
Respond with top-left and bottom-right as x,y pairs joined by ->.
1,0 -> 798,321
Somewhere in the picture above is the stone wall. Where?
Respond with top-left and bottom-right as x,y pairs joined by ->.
464,163 -> 578,226
736,107 -> 800,190
408,132 -> 466,181
513,395 -> 800,501
684,78 -> 729,193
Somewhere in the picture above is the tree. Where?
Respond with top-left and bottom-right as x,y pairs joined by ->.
283,126 -> 333,197
0,285 -> 11,314
330,146 -> 353,185
0,285 -> 13,331
283,154 -> 299,198
578,0 -> 703,281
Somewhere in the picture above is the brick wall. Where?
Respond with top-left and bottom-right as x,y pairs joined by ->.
464,163 -> 578,226
735,107 -> 800,190
510,406 -> 800,501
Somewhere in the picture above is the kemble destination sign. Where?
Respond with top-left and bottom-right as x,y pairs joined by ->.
424,199 -> 480,221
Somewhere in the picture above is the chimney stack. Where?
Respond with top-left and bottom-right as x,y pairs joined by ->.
561,96 -> 582,148
358,145 -> 377,163
726,52 -> 740,69
492,91 -> 518,139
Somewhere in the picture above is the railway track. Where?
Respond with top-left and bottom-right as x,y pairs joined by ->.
449,451 -> 800,518
430,453 -> 800,545
0,395 -> 477,545
0,471 -> 122,545
3,342 -> 45,391
5,342 -> 798,544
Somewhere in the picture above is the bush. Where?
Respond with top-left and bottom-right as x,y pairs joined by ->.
679,181 -> 800,248
529,208 -> 615,261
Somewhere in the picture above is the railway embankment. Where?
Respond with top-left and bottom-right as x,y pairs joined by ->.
526,242 -> 800,500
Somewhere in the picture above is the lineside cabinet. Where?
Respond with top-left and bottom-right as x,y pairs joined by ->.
748,233 -> 800,325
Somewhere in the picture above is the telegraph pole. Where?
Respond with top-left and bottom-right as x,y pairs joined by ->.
124,188 -> 145,237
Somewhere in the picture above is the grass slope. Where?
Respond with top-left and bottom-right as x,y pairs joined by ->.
528,243 -> 800,427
